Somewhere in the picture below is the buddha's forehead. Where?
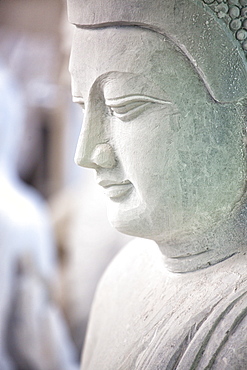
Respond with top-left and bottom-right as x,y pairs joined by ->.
70,26 -> 191,99
71,27 -> 160,76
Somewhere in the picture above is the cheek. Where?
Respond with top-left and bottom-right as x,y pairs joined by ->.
111,111 -> 174,172
173,107 -> 246,229
111,114 -> 184,219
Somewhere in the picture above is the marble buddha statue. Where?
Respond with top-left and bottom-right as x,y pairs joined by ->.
67,0 -> 247,368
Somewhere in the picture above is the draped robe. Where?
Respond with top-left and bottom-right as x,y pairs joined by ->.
81,238 -> 247,370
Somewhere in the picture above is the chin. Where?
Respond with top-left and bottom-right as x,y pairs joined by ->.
106,194 -> 176,240
108,212 -> 143,239
107,207 -> 164,240
108,206 -> 198,244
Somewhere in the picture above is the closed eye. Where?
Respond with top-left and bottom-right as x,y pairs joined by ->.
105,95 -> 172,122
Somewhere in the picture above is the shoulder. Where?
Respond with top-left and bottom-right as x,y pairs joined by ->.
97,238 -> 162,288
89,237 -> 166,318
81,238 -> 166,368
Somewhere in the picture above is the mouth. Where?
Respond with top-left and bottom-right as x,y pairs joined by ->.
97,179 -> 133,200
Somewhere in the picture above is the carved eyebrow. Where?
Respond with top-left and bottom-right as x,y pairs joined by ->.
105,94 -> 172,107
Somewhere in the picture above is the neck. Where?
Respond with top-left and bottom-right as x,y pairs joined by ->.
157,202 -> 247,273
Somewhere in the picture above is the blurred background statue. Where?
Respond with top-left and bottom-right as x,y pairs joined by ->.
0,61 -> 79,370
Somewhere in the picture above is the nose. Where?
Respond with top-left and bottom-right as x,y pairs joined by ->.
91,143 -> 116,168
74,107 -> 117,169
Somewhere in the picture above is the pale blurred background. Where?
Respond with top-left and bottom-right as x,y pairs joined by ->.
0,1 -> 131,368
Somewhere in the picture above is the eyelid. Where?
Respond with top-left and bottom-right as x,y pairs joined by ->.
105,94 -> 172,107
105,95 -> 173,122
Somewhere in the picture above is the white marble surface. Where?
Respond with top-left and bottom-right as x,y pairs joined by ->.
67,1 -> 247,368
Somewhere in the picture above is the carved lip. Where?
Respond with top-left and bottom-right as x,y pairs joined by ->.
97,179 -> 133,200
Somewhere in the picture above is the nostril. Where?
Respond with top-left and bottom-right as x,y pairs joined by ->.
92,143 -> 117,168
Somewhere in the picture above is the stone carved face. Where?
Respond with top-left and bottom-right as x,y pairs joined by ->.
70,27 -> 246,243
